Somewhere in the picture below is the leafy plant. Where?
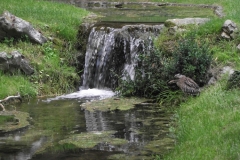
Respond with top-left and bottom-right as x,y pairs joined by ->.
3,37 -> 14,47
117,34 -> 212,101
169,34 -> 212,86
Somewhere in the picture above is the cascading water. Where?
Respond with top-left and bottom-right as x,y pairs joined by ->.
81,24 -> 164,90
46,24 -> 164,101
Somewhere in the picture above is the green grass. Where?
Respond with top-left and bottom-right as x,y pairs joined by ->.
0,0 -> 89,98
163,78 -> 240,160
0,0 -> 89,41
0,71 -> 37,98
151,0 -> 240,159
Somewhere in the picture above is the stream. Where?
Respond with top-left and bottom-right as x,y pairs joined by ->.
0,89 -> 175,160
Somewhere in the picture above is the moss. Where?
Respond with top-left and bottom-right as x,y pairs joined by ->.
164,21 -> 176,28
108,154 -> 151,160
0,115 -> 15,125
0,111 -> 30,132
144,138 -> 175,154
59,131 -> 128,149
81,97 -> 149,112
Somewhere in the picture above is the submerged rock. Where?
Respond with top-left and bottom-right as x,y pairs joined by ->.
59,131 -> 128,149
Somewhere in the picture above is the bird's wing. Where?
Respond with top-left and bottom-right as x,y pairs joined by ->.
184,77 -> 200,89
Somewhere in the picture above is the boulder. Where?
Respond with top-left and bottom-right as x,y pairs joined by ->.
0,11 -> 47,44
221,20 -> 238,40
0,51 -> 34,75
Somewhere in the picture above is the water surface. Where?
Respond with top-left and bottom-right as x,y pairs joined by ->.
0,90 -> 174,160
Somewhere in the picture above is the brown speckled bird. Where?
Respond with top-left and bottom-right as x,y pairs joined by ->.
168,73 -> 200,96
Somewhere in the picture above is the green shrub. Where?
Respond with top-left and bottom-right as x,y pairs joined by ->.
117,34 -> 212,101
116,49 -> 172,99
169,34 -> 212,86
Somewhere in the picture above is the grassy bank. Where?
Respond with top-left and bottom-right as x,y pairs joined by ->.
151,0 -> 240,159
163,78 -> 240,160
0,0 -> 89,98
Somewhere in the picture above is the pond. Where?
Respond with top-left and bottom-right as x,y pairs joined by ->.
0,90 -> 175,160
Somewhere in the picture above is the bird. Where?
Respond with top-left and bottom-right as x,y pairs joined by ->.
168,73 -> 200,96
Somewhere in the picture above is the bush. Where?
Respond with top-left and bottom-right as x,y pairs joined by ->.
116,48 -> 171,99
169,34 -> 212,86
117,34 -> 212,101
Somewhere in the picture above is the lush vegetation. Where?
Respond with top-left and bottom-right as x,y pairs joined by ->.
0,0 -> 240,159
115,0 -> 240,159
151,0 -> 240,160
0,0 -> 89,98
117,33 -> 213,99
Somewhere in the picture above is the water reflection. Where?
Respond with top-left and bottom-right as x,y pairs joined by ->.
0,94 -> 174,159
1,136 -> 47,160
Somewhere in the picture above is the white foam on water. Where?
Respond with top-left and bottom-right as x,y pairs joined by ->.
45,88 -> 115,102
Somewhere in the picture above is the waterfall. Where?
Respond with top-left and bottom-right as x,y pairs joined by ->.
81,24 -> 164,90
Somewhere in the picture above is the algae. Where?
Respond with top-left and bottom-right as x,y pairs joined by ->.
0,111 -> 30,133
59,131 -> 128,149
81,97 -> 148,112
144,137 -> 175,154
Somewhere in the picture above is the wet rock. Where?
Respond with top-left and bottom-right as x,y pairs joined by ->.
0,51 -> 34,75
221,20 -> 238,40
0,11 -> 47,44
